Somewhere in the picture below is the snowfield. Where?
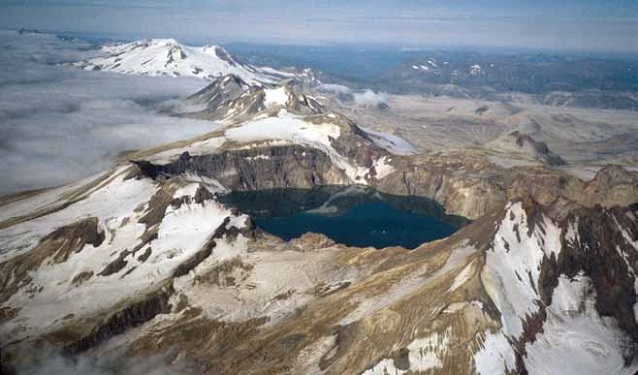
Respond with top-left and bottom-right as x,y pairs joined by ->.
482,201 -> 562,337
72,39 -> 287,85
525,274 -> 635,375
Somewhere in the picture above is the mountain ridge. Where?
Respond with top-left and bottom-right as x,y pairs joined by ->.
70,38 -> 293,85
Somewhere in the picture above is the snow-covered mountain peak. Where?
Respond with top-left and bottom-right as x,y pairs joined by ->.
101,38 -> 181,53
201,44 -> 231,59
143,38 -> 179,46
71,38 -> 290,85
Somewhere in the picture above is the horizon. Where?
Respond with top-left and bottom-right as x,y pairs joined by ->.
6,28 -> 638,63
1,0 -> 637,55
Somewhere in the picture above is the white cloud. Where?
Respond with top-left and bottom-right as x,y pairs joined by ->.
13,344 -> 181,375
316,83 -> 351,94
317,84 -> 388,107
353,89 -> 388,107
0,31 -> 217,193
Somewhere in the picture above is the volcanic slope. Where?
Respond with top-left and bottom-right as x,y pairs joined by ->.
1,76 -> 637,375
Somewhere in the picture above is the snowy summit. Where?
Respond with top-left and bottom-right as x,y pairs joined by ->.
72,38 -> 290,85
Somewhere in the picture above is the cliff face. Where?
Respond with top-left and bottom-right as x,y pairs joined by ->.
131,121 -> 638,222
377,154 -> 638,219
134,146 -> 350,190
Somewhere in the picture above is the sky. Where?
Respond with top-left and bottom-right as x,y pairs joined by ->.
1,0 -> 637,53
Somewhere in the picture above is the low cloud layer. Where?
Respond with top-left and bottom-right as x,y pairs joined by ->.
317,84 -> 388,107
0,31 -> 217,193
12,344 -> 182,375
353,89 -> 389,107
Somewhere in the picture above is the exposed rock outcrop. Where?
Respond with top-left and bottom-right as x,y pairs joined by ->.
188,74 -> 252,109
289,232 -> 336,251
187,76 -> 324,122
0,217 -> 104,304
488,130 -> 566,165
134,145 -> 350,190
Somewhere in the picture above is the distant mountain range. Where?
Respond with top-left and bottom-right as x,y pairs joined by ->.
383,51 -> 638,95
67,38 -> 638,110
214,45 -> 638,110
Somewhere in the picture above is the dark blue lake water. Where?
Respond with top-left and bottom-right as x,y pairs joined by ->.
219,187 -> 463,249
255,200 -> 457,249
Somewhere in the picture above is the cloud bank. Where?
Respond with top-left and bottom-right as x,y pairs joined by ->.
317,84 -> 388,107
12,344 -> 182,375
0,31 -> 216,194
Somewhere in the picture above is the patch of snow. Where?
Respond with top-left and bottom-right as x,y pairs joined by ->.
525,274 -> 637,375
372,156 -> 395,179
407,328 -> 450,371
174,246 -> 337,325
225,115 -> 338,147
243,154 -> 271,161
448,261 -> 475,293
470,64 -> 483,75
362,358 -> 404,375
152,191 -> 230,262
0,167 -> 155,261
264,86 -> 289,107
0,170 -> 109,224
481,202 -> 562,337
181,172 -> 227,194
361,127 -> 419,155
149,135 -> 225,163
362,328 -> 451,375
564,218 -> 580,247
473,331 -> 516,375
